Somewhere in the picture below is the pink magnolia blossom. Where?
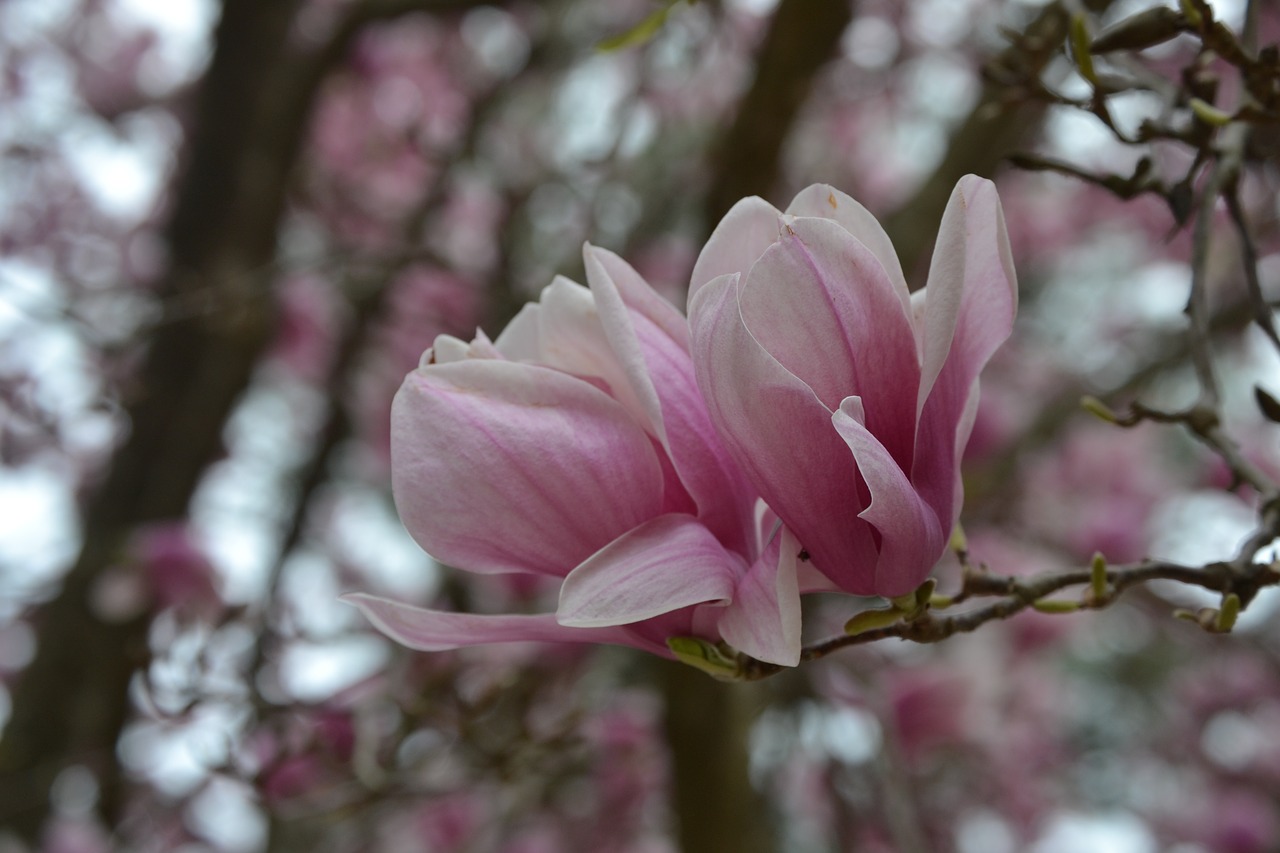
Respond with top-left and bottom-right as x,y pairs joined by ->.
688,175 -> 1017,598
348,244 -> 802,665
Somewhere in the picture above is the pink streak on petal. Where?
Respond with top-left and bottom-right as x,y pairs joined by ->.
834,398 -> 945,598
785,184 -> 912,320
586,246 -> 756,555
344,593 -> 656,652
586,243 -> 690,349
918,176 -> 1017,409
535,276 -> 656,431
718,526 -> 801,666
391,360 -> 664,577
689,195 -> 782,303
689,273 -> 878,590
557,514 -> 743,627
914,176 -> 1017,523
740,218 -> 920,470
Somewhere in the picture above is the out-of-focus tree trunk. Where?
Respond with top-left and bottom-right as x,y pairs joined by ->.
0,0 -> 495,837
704,0 -> 856,226
662,662 -> 773,853
666,2 -> 855,852
670,3 -> 1118,851
0,0 -> 362,836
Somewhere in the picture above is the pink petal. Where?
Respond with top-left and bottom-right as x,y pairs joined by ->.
785,184 -> 912,321
950,378 -> 983,525
586,247 -> 756,555
585,243 -> 690,349
689,195 -> 782,303
429,334 -> 471,364
797,562 -> 842,593
688,273 -> 879,589
557,514 -> 743,627
739,217 -> 921,470
492,303 -> 542,361
577,256 -> 668,443
345,593 -> 654,652
717,526 -> 801,666
914,176 -> 1017,522
391,360 -> 665,576
834,398 -> 945,598
918,176 -> 1018,407
429,330 -> 501,365
533,277 -> 656,430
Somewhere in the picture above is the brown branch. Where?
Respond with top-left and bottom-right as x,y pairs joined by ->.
883,0 -> 1116,278
1099,400 -> 1278,496
702,0 -> 855,228
734,556 -> 1280,682
1223,173 -> 1280,354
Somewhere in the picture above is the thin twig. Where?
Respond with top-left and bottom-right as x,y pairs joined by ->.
1222,186 -> 1279,352
1186,150 -> 1229,408
734,556 -> 1280,682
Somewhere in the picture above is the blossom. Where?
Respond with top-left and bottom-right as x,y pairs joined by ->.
347,244 -> 802,666
688,175 -> 1016,598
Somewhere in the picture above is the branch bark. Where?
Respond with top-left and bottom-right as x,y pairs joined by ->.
666,3 -> 857,852
883,0 -> 1115,277
702,0 -> 855,228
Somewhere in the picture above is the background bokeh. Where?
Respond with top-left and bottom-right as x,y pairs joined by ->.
1,0 -> 1279,850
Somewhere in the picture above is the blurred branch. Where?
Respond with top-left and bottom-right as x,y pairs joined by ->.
1224,185 -> 1280,353
975,0 -> 1279,520
735,550 -> 1280,682
0,0 -> 304,835
669,3 -> 859,851
702,0 -> 855,227
1092,399 -> 1277,494
1184,124 -> 1248,408
883,0 -> 1114,277
661,661 -> 772,853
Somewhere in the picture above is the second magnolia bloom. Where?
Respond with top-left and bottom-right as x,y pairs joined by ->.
689,175 -> 1017,599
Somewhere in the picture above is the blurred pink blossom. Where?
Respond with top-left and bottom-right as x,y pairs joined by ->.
121,522 -> 222,619
1200,790 -> 1280,853
40,816 -> 111,853
886,667 -> 971,766
269,273 -> 348,382
1021,421 -> 1179,562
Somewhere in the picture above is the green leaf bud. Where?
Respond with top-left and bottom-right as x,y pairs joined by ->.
844,607 -> 904,636
667,637 -> 741,680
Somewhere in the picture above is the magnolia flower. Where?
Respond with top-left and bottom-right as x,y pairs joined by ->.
348,245 -> 802,666
688,175 -> 1017,598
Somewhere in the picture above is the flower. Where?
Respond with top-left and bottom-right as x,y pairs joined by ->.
687,175 -> 1017,598
347,244 -> 802,666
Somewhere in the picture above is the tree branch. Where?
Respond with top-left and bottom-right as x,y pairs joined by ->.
702,0 -> 855,227
734,554 -> 1280,682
